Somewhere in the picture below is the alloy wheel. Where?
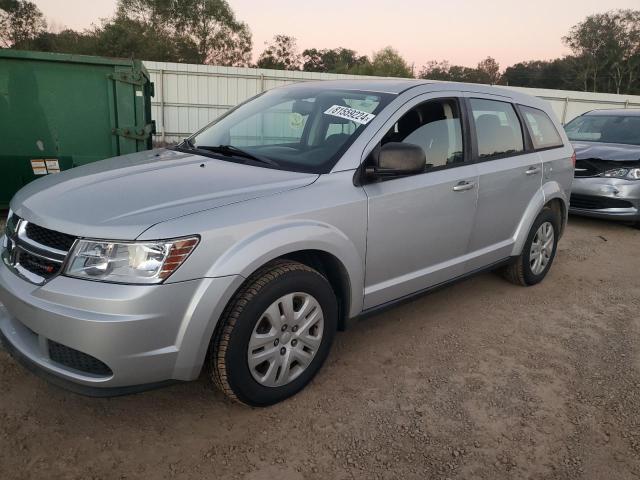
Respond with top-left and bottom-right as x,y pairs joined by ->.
530,221 -> 554,275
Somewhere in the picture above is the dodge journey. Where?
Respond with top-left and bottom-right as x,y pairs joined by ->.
0,80 -> 574,406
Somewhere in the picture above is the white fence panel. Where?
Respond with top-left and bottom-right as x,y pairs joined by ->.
143,61 -> 640,144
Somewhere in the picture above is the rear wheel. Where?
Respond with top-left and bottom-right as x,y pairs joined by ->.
210,260 -> 337,406
502,209 -> 559,286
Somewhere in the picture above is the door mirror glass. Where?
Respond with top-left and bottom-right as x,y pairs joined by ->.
369,142 -> 426,177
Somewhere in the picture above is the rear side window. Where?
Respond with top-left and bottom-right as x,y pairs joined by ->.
469,98 -> 524,158
520,105 -> 563,149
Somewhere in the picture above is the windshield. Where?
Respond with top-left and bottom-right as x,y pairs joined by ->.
565,115 -> 640,146
187,86 -> 393,173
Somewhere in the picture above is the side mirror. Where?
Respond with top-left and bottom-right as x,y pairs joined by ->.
367,142 -> 426,177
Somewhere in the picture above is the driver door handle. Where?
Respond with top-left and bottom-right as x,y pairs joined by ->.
452,181 -> 475,192
525,166 -> 541,175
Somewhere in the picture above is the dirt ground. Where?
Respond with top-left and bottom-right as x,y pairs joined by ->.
0,215 -> 639,480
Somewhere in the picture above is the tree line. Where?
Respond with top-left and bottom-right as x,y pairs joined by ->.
1,1 -> 639,95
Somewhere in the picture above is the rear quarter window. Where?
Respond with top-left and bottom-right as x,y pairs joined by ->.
520,105 -> 563,149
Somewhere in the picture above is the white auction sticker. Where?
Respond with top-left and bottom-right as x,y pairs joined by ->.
31,158 -> 60,175
324,105 -> 376,125
30,159 -> 47,175
45,159 -> 60,173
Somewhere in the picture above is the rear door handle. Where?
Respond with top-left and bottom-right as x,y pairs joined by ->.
452,181 -> 475,192
525,166 -> 541,175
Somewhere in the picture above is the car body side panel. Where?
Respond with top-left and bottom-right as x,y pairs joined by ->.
465,151 -> 543,271
539,146 -> 574,221
505,177 -> 571,258
351,89 -> 480,309
362,165 -> 479,309
140,171 -> 367,318
464,92 -> 573,268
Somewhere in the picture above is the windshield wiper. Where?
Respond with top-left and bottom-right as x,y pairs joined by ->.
198,144 -> 280,167
180,137 -> 197,150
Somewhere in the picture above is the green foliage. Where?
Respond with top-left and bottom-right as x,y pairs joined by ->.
0,0 -> 45,48
115,0 -> 252,65
366,46 -> 412,78
12,0 -> 251,65
302,48 -> 369,74
476,57 -> 501,84
259,42 -> 412,77
501,10 -> 640,95
4,2 -> 639,95
501,58 -> 583,90
563,9 -> 640,94
256,35 -> 301,70
419,57 -> 501,84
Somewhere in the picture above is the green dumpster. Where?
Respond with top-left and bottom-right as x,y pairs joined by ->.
0,50 -> 155,208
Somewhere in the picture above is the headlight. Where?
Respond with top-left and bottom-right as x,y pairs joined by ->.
65,236 -> 199,284
604,167 -> 640,180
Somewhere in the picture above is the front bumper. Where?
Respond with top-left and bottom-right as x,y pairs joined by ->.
569,177 -> 640,221
0,253 -> 243,393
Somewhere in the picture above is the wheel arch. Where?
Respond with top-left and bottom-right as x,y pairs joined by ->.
544,197 -> 567,237
511,182 -> 568,256
209,220 -> 364,321
278,250 -> 352,331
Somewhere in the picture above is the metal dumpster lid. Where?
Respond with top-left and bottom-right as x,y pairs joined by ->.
0,49 -> 147,73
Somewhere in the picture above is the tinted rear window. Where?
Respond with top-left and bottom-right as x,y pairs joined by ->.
520,106 -> 563,149
469,98 -> 524,158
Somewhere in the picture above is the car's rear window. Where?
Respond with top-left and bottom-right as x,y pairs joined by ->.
520,105 -> 563,149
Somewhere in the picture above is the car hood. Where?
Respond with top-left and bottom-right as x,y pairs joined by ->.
572,141 -> 640,162
11,149 -> 318,240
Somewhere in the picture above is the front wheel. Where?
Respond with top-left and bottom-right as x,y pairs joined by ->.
210,260 -> 338,407
501,209 -> 559,286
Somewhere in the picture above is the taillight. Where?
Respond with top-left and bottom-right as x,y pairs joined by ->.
570,151 -> 576,167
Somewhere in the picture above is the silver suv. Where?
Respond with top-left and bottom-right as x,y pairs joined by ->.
0,80 -> 574,406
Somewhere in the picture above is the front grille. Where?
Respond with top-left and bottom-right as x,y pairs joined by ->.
5,213 -> 20,236
17,250 -> 60,279
570,194 -> 634,210
4,217 -> 77,284
25,222 -> 76,251
48,340 -> 112,376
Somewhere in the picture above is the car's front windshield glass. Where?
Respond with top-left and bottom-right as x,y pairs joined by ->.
187,86 -> 394,173
565,115 -> 640,146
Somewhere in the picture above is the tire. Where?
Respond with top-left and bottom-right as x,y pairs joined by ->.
210,260 -> 338,407
501,208 -> 560,286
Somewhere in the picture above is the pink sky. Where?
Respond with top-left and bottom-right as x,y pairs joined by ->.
34,0 -> 640,70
